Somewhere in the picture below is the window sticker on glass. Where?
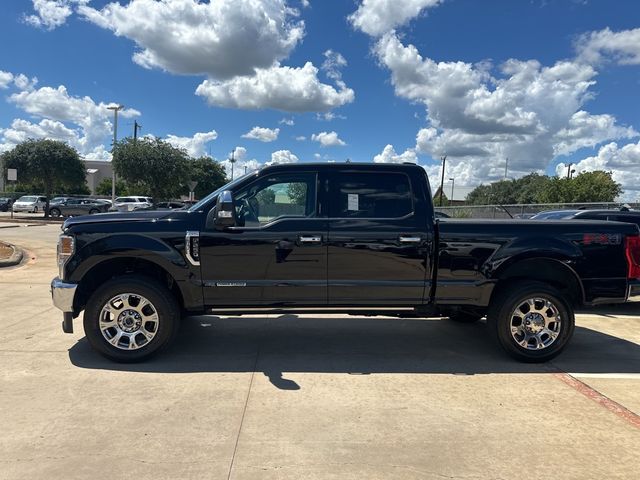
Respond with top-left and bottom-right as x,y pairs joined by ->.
347,193 -> 359,211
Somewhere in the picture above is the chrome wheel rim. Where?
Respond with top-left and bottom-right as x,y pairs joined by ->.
99,293 -> 159,350
510,297 -> 562,350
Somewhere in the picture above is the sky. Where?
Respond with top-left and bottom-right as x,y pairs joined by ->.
1,0 -> 640,199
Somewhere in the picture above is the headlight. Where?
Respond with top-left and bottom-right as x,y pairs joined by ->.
57,235 -> 75,279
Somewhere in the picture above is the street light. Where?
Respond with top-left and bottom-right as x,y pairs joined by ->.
228,148 -> 236,180
449,177 -> 455,203
107,104 -> 124,203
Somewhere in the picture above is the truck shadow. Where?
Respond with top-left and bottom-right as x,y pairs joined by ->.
68,315 -> 640,390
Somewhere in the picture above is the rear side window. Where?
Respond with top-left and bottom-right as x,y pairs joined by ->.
329,171 -> 413,218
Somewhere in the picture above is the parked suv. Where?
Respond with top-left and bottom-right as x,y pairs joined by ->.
48,198 -> 109,217
111,196 -> 154,212
12,195 -> 47,213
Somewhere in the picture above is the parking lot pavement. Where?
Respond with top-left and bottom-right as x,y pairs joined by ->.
1,223 -> 639,479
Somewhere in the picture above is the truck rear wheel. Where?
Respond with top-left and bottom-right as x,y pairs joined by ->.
487,281 -> 574,362
83,275 -> 180,362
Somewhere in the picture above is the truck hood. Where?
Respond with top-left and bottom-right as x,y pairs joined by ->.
63,210 -> 173,228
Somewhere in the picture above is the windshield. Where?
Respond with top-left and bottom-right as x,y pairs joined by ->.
188,171 -> 258,212
17,196 -> 37,202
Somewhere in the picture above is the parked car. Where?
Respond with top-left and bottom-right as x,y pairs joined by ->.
48,198 -> 109,217
434,211 -> 450,219
0,197 -> 14,212
52,163 -> 640,363
110,196 -> 154,212
532,208 -> 640,229
12,195 -> 47,213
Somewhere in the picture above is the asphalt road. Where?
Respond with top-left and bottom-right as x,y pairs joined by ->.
1,223 -> 639,479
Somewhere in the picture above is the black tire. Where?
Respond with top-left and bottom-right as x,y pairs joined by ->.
49,208 -> 61,217
89,209 -> 99,215
83,275 -> 180,362
487,281 -> 574,362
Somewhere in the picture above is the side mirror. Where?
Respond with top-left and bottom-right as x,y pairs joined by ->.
211,190 -> 236,230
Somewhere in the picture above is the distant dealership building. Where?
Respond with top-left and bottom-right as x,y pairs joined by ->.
84,159 -> 113,195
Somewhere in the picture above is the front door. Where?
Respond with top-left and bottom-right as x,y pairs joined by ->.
199,169 -> 328,307
327,168 -> 433,305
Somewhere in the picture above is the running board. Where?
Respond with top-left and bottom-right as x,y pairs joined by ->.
207,306 -> 439,317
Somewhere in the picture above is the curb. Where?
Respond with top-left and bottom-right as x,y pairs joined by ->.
0,242 -> 24,267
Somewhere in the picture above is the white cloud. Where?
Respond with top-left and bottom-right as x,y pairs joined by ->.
301,0 -> 310,7
24,0 -> 88,30
311,131 -> 346,147
295,135 -> 306,141
279,117 -> 295,126
349,0 -> 442,36
553,111 -> 637,156
79,0 -> 304,80
322,49 -> 347,82
13,74 -> 38,91
219,146 -> 261,179
241,126 -> 280,142
2,83 -> 139,159
576,27 -> 640,65
195,62 -> 354,112
373,144 -> 417,163
557,140 -> 640,201
268,149 -> 299,164
376,32 -> 637,186
0,71 -> 14,89
165,130 -> 218,157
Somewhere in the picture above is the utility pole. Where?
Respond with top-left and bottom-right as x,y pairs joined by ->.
504,157 -> 509,180
566,163 -> 573,179
228,148 -> 236,180
107,104 -> 124,203
449,177 -> 455,202
133,120 -> 142,142
438,156 -> 447,207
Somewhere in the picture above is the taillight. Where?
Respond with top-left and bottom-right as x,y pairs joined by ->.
625,235 -> 640,279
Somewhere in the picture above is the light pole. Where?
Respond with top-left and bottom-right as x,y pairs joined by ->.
107,104 -> 124,203
566,162 -> 573,179
438,156 -> 447,207
449,177 -> 455,202
230,149 -> 238,179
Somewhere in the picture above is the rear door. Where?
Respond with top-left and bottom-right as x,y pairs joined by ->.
326,167 -> 433,305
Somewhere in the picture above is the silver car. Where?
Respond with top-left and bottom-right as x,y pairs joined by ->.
12,195 -> 47,213
48,198 -> 109,217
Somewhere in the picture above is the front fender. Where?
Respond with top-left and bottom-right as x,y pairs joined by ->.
67,233 -> 189,282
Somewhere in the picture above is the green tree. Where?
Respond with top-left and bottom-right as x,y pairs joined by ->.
95,178 -> 130,197
538,171 -> 621,203
112,137 -> 189,200
256,188 -> 275,205
1,139 -> 86,217
571,171 -> 621,202
187,157 -> 228,199
286,182 -> 307,205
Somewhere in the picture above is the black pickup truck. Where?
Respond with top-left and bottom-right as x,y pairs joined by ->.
51,163 -> 640,362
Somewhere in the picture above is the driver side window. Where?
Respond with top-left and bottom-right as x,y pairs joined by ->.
234,173 -> 316,227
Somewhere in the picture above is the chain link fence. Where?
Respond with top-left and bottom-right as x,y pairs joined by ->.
435,202 -> 640,219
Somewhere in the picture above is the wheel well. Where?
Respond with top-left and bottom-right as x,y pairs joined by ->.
74,258 -> 184,313
492,258 -> 583,307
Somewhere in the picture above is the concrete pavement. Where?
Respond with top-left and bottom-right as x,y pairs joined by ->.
1,223 -> 639,479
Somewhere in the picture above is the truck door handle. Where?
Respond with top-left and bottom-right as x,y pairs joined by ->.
399,235 -> 421,243
298,235 -> 322,244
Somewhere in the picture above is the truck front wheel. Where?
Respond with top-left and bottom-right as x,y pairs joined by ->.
487,281 -> 575,362
83,275 -> 180,362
